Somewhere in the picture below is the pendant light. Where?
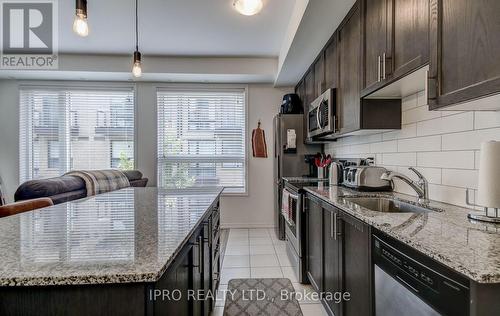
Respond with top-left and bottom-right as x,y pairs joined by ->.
233,0 -> 263,16
132,0 -> 142,78
73,0 -> 89,37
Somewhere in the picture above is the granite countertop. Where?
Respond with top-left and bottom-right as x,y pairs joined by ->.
304,185 -> 500,284
0,187 -> 223,287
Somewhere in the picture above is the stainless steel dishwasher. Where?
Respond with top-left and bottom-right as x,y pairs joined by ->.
373,233 -> 470,316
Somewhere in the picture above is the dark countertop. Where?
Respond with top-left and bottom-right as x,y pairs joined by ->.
304,185 -> 500,284
0,187 -> 223,286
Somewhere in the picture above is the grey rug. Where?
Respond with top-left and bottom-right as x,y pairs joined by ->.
223,278 -> 303,316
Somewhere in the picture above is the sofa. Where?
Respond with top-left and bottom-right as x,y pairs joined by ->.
14,170 -> 148,205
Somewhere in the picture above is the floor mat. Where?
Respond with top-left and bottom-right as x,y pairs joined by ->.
223,278 -> 303,316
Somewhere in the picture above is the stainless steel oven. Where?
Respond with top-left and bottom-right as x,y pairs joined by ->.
282,186 -> 301,256
307,88 -> 337,139
282,178 -> 327,283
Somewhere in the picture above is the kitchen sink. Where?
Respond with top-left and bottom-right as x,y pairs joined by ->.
343,196 -> 436,213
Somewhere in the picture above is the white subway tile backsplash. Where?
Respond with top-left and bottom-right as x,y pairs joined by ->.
350,144 -> 371,154
441,128 -> 500,150
370,140 -> 398,153
382,153 -> 417,166
416,90 -> 427,107
402,105 -> 441,125
326,90 -> 499,208
474,150 -> 481,169
474,112 -> 500,129
398,135 -> 441,152
442,169 -> 478,189
402,94 -> 418,111
383,123 -> 417,141
428,184 -> 468,208
417,151 -> 475,169
416,112 -> 473,136
396,166 -> 442,185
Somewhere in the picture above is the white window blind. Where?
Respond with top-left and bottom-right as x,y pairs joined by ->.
20,86 -> 135,182
157,88 -> 247,194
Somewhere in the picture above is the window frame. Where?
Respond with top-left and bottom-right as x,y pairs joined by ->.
155,84 -> 249,196
19,81 -> 138,182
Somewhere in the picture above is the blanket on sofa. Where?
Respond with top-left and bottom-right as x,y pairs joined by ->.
64,170 -> 130,197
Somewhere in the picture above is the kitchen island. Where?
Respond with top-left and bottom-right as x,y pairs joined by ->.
0,187 -> 223,315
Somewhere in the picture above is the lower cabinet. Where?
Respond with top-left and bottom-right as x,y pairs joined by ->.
342,212 -> 372,316
305,196 -> 324,291
305,194 -> 372,316
323,207 -> 342,316
154,203 -> 221,316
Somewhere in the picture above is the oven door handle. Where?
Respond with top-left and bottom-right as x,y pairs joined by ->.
316,105 -> 322,130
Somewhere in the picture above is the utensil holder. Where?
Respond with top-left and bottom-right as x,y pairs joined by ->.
466,188 -> 500,223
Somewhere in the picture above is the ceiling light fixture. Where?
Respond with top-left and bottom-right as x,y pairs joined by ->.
233,0 -> 263,16
73,0 -> 89,37
132,0 -> 142,78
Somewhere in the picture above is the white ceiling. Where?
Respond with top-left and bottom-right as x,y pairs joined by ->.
58,0 -> 296,56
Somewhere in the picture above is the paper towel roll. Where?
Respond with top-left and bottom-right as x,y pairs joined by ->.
477,141 -> 500,208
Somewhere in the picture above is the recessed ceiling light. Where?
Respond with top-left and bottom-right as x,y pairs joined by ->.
233,0 -> 263,16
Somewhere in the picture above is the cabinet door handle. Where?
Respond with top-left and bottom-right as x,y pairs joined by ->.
198,236 -> 203,274
377,55 -> 381,82
330,212 -> 334,238
334,212 -> 338,240
382,52 -> 386,80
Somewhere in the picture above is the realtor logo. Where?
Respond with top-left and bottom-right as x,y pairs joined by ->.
1,0 -> 58,69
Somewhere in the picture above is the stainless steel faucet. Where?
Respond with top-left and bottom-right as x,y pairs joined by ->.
381,167 -> 430,205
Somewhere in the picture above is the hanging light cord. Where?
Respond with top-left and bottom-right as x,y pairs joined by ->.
135,0 -> 139,52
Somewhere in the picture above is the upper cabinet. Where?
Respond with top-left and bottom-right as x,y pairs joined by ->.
392,0 -> 429,79
314,53 -> 325,98
428,0 -> 500,110
362,0 -> 429,96
338,3 -> 363,135
324,35 -> 338,91
362,0 -> 391,92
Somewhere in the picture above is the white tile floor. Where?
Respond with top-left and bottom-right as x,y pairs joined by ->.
212,228 -> 329,316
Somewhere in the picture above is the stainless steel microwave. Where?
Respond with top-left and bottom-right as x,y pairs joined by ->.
307,88 -> 337,138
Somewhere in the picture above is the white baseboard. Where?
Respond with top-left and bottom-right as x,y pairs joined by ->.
221,223 -> 275,229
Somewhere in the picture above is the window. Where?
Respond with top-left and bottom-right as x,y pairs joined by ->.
111,141 -> 134,169
20,86 -> 135,182
157,88 -> 246,194
47,141 -> 60,169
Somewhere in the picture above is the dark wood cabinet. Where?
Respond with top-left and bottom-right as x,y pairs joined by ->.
295,79 -> 305,111
304,68 -> 315,110
305,196 -> 323,291
362,0 -> 429,96
342,213 -> 372,316
154,242 -> 193,316
305,193 -> 372,316
392,0 -> 429,79
324,35 -> 338,91
314,53 -> 325,98
323,207 -> 342,316
362,0 -> 391,91
429,0 -> 500,110
338,2 -> 362,135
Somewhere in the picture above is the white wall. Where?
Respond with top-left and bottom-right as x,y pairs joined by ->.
0,80 -> 291,228
221,85 -> 291,228
325,91 -> 500,208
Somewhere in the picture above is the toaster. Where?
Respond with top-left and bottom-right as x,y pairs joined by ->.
343,166 -> 392,191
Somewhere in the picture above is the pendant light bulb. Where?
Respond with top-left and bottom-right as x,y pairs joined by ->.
73,0 -> 89,37
132,51 -> 142,78
233,0 -> 263,16
132,0 -> 143,78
